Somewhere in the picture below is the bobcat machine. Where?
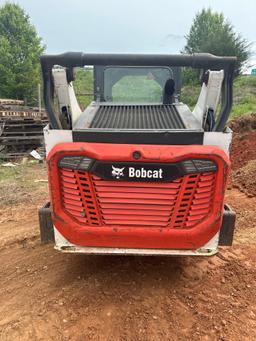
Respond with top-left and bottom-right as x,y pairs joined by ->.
39,52 -> 236,256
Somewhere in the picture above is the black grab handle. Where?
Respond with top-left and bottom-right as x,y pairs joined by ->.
41,52 -> 236,70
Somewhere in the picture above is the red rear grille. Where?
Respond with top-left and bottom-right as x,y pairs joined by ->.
60,169 -> 101,225
59,169 -> 216,229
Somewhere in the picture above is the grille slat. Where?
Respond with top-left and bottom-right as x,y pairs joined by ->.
62,198 -> 83,207
62,187 -> 80,195
95,186 -> 179,195
99,197 -> 175,205
101,209 -> 172,216
103,214 -> 170,222
65,204 -> 85,212
100,203 -> 173,211
93,176 -> 182,189
90,104 -> 185,129
104,220 -> 168,226
95,192 -> 178,200
61,176 -> 76,184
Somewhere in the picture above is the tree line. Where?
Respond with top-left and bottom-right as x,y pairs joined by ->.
0,2 -> 44,105
0,3 -> 251,105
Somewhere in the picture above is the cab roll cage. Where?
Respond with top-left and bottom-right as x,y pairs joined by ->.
40,52 -> 237,132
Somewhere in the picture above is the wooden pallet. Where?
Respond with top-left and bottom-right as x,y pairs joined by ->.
0,112 -> 48,160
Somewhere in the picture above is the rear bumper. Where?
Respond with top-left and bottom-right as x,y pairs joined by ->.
53,225 -> 220,256
39,203 -> 236,255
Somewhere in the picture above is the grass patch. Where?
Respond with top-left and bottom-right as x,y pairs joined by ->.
231,76 -> 256,117
0,163 -> 48,206
180,84 -> 200,108
73,68 -> 94,109
0,163 -> 32,182
180,75 -> 256,118
112,76 -> 162,103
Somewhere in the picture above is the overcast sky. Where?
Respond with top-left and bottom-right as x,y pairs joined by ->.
0,0 -> 255,59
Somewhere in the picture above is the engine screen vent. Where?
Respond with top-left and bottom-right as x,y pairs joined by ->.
90,104 -> 185,129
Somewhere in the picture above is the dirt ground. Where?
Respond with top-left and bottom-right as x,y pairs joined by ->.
0,116 -> 255,341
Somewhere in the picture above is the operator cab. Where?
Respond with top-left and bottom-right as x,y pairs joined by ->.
43,52 -> 235,146
65,64 -> 225,133
72,65 -> 187,131
69,65 -> 187,131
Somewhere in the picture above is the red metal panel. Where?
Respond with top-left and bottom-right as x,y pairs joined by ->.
47,142 -> 229,250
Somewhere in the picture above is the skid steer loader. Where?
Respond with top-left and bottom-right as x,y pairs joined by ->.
39,52 -> 236,256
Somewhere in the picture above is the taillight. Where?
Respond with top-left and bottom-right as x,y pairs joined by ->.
58,156 -> 94,170
181,159 -> 217,173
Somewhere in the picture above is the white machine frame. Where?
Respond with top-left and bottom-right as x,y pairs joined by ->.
42,67 -> 232,256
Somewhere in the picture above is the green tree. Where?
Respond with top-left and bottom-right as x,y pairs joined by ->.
183,8 -> 251,83
0,2 -> 45,104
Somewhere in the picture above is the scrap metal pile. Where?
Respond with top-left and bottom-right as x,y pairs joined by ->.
0,99 -> 48,159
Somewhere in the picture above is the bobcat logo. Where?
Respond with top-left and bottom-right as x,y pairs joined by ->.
112,166 -> 125,179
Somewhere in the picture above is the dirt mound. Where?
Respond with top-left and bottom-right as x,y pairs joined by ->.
230,130 -> 256,171
229,113 -> 256,133
232,160 -> 256,197
229,113 -> 256,173
230,114 -> 256,196
229,113 -> 256,196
